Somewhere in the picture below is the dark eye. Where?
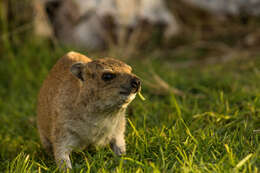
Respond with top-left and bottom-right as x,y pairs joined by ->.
102,73 -> 116,81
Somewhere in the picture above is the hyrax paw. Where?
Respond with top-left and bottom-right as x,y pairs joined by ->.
112,145 -> 126,156
56,158 -> 72,171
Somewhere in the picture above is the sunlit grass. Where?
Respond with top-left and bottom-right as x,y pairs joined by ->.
0,38 -> 259,172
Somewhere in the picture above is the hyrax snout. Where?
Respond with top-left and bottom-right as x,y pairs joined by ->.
37,51 -> 141,169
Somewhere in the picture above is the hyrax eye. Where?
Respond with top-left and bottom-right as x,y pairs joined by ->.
102,73 -> 116,81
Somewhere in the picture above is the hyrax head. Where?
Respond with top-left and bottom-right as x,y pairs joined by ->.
70,58 -> 141,111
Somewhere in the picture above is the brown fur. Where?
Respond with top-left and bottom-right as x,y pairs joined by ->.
37,51 -> 140,169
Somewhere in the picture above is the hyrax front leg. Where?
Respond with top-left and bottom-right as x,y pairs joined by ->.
52,129 -> 81,169
110,117 -> 126,156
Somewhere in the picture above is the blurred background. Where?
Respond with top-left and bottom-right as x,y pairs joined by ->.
2,0 -> 260,59
3,0 -> 260,57
2,0 -> 260,95
0,0 -> 259,172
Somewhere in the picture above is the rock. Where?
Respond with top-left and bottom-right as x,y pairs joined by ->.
182,0 -> 260,16
34,0 -> 179,49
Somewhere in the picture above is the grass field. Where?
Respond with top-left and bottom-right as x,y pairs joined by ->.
0,37 -> 259,172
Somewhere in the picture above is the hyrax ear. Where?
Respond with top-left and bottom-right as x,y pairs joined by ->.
70,62 -> 85,81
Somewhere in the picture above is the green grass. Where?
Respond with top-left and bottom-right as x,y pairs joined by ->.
0,37 -> 259,173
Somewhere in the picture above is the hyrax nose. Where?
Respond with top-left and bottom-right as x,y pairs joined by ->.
130,77 -> 141,93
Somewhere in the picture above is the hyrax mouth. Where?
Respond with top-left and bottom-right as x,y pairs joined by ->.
119,86 -> 132,96
119,77 -> 141,96
119,90 -> 131,95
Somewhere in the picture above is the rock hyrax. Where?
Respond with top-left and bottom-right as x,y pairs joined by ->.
37,51 -> 141,169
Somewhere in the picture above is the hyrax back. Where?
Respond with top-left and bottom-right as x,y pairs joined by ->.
37,51 -> 140,169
